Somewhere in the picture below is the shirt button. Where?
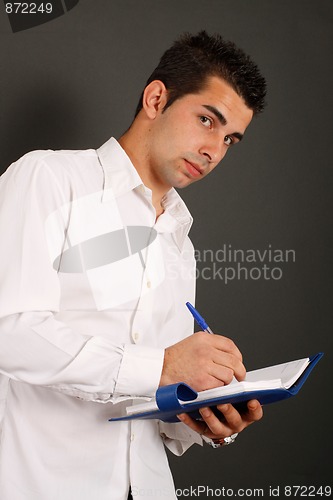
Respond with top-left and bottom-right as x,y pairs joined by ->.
146,280 -> 151,288
133,332 -> 140,342
130,434 -> 135,441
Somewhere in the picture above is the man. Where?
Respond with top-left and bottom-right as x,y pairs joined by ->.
0,31 -> 266,499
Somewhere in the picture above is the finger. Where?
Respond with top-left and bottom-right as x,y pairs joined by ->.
214,404 -> 245,433
210,351 -> 246,382
177,413 -> 207,435
216,400 -> 263,429
212,335 -> 243,362
245,400 -> 263,422
199,406 -> 234,437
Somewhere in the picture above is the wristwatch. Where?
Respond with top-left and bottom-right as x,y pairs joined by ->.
205,432 -> 238,448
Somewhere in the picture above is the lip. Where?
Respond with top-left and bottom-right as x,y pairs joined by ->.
184,159 -> 204,178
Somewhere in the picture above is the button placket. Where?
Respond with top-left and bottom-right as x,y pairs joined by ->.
131,290 -> 153,344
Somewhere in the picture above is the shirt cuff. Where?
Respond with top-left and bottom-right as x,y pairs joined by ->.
159,421 -> 203,456
114,344 -> 165,397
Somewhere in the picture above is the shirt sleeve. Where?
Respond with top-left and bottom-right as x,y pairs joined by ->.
0,153 -> 164,402
158,421 -> 203,455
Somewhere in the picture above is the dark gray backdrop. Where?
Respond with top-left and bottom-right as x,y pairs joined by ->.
1,0 -> 332,496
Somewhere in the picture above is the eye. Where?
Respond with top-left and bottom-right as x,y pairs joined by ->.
224,135 -> 234,146
199,116 -> 213,128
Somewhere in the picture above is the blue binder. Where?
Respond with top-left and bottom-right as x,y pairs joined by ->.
109,353 -> 323,423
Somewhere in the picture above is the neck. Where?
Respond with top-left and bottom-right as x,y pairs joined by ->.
118,124 -> 169,217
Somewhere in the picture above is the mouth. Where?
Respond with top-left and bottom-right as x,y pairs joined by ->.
184,159 -> 204,178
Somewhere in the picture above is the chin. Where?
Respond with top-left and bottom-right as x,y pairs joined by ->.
171,172 -> 196,189
172,179 -> 193,189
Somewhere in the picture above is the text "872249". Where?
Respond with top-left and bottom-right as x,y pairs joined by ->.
5,3 -> 53,14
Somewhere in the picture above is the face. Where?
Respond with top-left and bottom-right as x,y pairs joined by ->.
144,76 -> 253,191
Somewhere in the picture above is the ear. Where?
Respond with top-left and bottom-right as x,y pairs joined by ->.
142,80 -> 168,119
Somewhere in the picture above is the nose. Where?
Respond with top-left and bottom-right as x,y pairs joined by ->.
199,137 -> 227,165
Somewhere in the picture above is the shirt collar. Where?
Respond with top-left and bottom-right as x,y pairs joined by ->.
156,190 -> 193,251
97,137 -> 143,200
96,137 -> 193,251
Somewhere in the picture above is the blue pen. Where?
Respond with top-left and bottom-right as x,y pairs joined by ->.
186,302 -> 214,334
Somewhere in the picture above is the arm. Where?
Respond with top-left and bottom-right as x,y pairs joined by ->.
0,153 -> 164,401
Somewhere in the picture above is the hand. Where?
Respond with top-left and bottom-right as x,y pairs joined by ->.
177,399 -> 263,440
159,331 -> 246,392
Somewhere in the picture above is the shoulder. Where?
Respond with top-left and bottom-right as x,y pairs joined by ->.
1,147 -> 103,195
5,147 -> 98,174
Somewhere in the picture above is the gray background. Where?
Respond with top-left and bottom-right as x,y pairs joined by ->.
1,0 -> 332,496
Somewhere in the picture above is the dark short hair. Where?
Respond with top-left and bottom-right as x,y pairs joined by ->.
135,30 -> 266,117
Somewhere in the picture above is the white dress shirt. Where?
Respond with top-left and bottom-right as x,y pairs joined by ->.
0,137 -> 202,500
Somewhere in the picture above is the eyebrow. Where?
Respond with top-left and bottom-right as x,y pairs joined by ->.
203,105 -> 227,126
202,104 -> 244,142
